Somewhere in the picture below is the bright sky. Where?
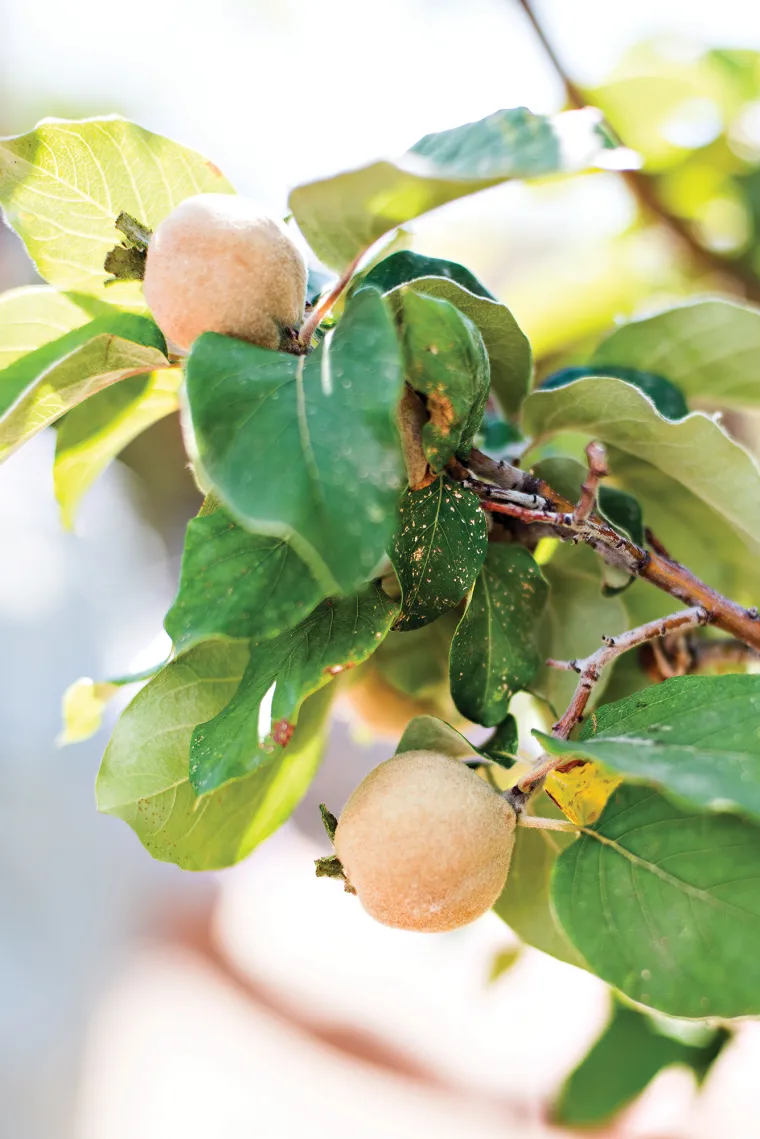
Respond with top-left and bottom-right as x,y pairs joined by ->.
3,0 -> 760,209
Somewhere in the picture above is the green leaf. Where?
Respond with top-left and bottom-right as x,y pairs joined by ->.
598,485 -> 645,547
395,715 -> 478,759
488,947 -> 522,982
97,642 -> 333,870
190,584 -> 398,795
390,476 -> 488,631
396,290 -> 489,469
592,298 -> 760,408
365,251 -> 531,415
493,792 -> 585,967
552,785 -> 760,1018
0,285 -> 113,369
482,715 -> 519,768
541,365 -> 688,420
186,287 -> 404,596
289,107 -> 636,270
450,545 -> 548,727
396,293 -> 489,471
395,711 -> 517,769
536,674 -> 760,823
554,999 -> 729,1127
536,543 -> 629,711
0,116 -> 233,307
54,367 -> 181,528
164,506 -> 325,653
523,376 -> 760,564
0,312 -> 168,462
363,250 -> 495,299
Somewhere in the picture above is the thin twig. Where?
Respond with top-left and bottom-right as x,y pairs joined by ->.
298,248 -> 367,350
514,0 -> 760,303
574,441 -> 608,524
549,606 -> 708,740
515,607 -> 708,795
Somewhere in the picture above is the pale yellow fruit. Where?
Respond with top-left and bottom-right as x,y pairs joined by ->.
143,194 -> 307,352
343,663 -> 464,741
335,750 -> 516,932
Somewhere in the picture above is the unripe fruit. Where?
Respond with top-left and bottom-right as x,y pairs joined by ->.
143,194 -> 307,352
344,663 -> 464,741
335,750 -> 516,932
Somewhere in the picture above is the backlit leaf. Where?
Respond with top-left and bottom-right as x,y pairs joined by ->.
0,284 -> 112,369
97,642 -> 333,869
0,312 -> 168,461
0,117 -> 233,307
493,792 -> 585,967
190,585 -> 398,795
290,107 -> 636,270
54,367 -> 181,528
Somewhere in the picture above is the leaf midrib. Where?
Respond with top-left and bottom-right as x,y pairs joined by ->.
580,819 -> 760,923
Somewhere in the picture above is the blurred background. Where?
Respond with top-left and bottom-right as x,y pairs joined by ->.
4,1 -> 760,1136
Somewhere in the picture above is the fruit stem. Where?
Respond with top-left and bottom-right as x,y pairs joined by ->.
517,815 -> 578,834
298,247 -> 367,350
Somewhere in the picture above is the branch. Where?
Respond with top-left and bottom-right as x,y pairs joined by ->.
460,453 -> 760,653
515,607 -> 708,796
514,0 -> 760,304
573,441 -> 608,524
548,606 -> 708,740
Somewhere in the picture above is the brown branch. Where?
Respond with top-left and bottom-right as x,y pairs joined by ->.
516,607 -> 708,795
573,441 -> 608,524
459,453 -> 760,652
549,606 -> 708,740
514,0 -> 760,304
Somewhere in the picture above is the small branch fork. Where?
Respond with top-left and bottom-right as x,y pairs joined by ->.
507,607 -> 708,814
461,447 -> 760,653
573,441 -> 607,524
547,606 -> 708,742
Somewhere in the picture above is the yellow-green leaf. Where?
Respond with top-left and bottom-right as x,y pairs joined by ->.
0,117 -> 233,307
58,677 -> 119,745
54,367 -> 182,528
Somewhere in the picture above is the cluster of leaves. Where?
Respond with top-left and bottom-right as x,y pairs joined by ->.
2,97 -> 760,1108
